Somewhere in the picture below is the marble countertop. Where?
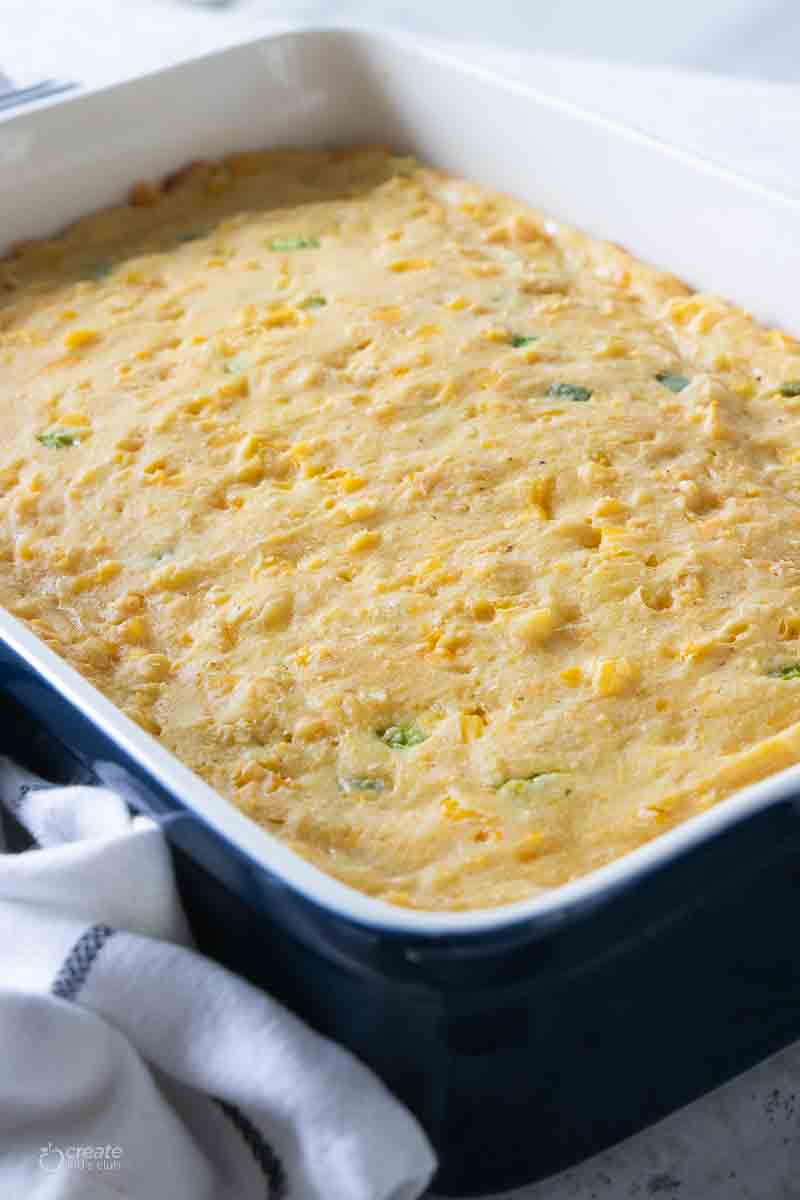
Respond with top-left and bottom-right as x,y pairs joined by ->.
4,4 -> 800,1197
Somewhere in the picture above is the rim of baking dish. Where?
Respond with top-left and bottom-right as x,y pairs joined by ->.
5,23 -> 800,216
3,26 -> 800,936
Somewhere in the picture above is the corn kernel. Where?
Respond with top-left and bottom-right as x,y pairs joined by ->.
262,307 -> 299,329
127,709 -> 162,736
294,715 -> 331,741
134,653 -> 171,682
348,529 -> 381,553
147,561 -> 201,592
516,607 -> 559,646
694,307 -> 723,334
58,411 -> 91,428
666,297 -> 702,327
769,329 -> 798,351
70,572 -> 98,595
484,224 -> 511,245
679,640 -> 715,662
511,214 -> 543,243
593,656 -> 639,697
482,326 -> 511,344
79,637 -> 116,669
118,616 -> 149,645
438,627 -> 469,652
236,460 -> 264,484
593,496 -> 626,518
593,335 -> 626,359
441,796 -> 481,821
302,462 -> 326,479
780,615 -> 800,640
370,306 -> 402,322
234,760 -> 267,786
164,303 -> 189,324
261,592 -> 293,630
514,832 -> 546,862
528,475 -> 554,519
464,263 -> 500,279
599,526 -> 628,551
388,258 -> 431,273
340,473 -> 366,494
218,376 -> 250,402
459,713 -> 486,742
470,598 -> 495,622
95,560 -> 122,584
64,329 -> 99,350
560,666 -> 583,687
340,500 -> 377,523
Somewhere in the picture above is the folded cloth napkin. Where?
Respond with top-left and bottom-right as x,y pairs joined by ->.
0,758 -> 437,1200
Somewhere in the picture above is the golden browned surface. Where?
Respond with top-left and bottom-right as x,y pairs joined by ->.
4,146 -> 800,909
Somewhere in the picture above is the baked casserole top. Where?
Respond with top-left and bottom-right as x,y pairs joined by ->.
4,146 -> 800,909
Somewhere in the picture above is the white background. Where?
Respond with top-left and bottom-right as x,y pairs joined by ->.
6,0 -> 800,82
4,2 -> 800,1197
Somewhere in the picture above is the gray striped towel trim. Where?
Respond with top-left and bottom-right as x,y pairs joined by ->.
51,922 -> 115,1002
215,1097 -> 287,1199
49,923 -> 287,1196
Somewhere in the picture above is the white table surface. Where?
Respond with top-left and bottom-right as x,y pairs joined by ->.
4,4 -> 800,1198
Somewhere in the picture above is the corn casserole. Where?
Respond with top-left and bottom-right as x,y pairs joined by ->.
4,146 -> 800,910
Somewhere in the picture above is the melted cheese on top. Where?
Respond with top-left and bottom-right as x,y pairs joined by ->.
4,146 -> 800,910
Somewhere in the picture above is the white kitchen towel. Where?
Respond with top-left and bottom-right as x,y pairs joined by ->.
0,758 -> 437,1200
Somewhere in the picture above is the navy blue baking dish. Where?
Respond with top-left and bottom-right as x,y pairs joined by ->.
5,27 -> 800,1195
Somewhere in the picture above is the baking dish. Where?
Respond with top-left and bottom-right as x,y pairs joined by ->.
4,28 -> 800,1195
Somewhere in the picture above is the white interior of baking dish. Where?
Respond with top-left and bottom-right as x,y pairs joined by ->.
3,27 -> 800,934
